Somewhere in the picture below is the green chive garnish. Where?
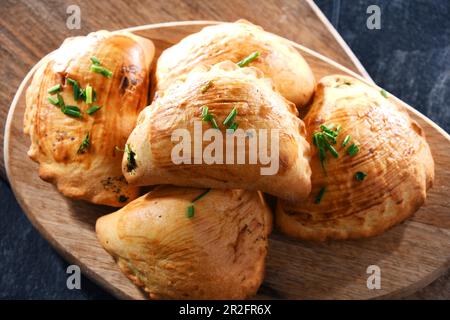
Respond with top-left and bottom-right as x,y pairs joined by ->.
355,171 -> 367,181
237,51 -> 260,67
48,96 -> 59,105
210,117 -> 219,129
186,189 -> 211,219
323,131 -> 337,144
380,89 -> 389,98
342,135 -> 351,147
86,105 -> 102,115
186,205 -> 195,218
90,56 -> 101,65
118,195 -> 128,203
200,80 -> 213,93
85,84 -> 93,104
312,123 -> 344,173
320,124 -> 338,137
223,107 -> 238,126
314,187 -> 326,204
78,88 -> 85,101
90,65 -> 113,78
325,142 -> 339,158
62,105 -> 82,118
313,132 -> 319,146
202,114 -> 213,121
316,133 -> 327,171
66,78 -> 80,101
57,93 -> 65,109
47,84 -> 61,94
77,132 -> 90,154
192,189 -> 211,203
228,122 -> 239,132
201,106 -> 209,119
125,144 -> 137,172
347,143 -> 359,157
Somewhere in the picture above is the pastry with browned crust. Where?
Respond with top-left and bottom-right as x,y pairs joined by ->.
155,20 -> 315,107
96,186 -> 272,299
123,62 -> 311,202
276,75 -> 434,240
24,30 -> 154,207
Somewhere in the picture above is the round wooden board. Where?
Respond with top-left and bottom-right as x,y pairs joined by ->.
4,21 -> 450,300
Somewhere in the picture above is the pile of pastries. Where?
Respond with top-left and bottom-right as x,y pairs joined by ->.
24,21 -> 434,299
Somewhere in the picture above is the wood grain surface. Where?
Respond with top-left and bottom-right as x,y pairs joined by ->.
0,0 -> 369,180
5,21 -> 450,300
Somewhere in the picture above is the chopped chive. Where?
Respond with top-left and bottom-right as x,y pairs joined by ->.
62,105 -> 82,118
85,84 -> 93,104
56,93 -> 65,109
335,124 -> 342,134
48,96 -> 59,105
313,132 -> 319,146
325,142 -> 339,158
200,80 -> 213,93
47,84 -> 61,94
192,189 -> 211,203
210,117 -> 219,129
90,65 -> 113,78
86,105 -> 102,115
78,88 -> 85,101
201,106 -> 209,119
223,107 -> 238,126
347,143 -> 359,157
320,124 -> 338,137
323,131 -> 337,144
355,171 -> 367,181
380,89 -> 389,98
186,205 -> 195,218
90,56 -> 101,65
125,144 -> 137,172
314,187 -> 326,204
77,132 -> 90,154
237,51 -> 260,67
92,88 -> 97,102
202,114 -> 213,121
66,78 -> 80,101
342,135 -> 351,147
228,122 -> 239,132
118,195 -> 128,203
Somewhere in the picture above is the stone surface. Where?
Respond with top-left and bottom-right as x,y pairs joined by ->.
0,0 -> 449,299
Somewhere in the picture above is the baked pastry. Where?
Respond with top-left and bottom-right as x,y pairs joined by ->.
96,186 -> 272,299
123,62 -> 311,201
276,75 -> 434,240
155,20 -> 315,107
24,30 -> 154,207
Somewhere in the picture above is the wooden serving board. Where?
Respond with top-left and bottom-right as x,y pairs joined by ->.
4,21 -> 450,300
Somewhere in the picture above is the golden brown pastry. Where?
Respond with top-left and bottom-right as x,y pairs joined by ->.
96,186 -> 272,299
123,62 -> 312,201
155,20 -> 315,107
276,75 -> 434,240
24,30 -> 154,207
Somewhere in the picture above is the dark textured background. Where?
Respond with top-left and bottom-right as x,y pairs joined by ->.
0,0 -> 449,299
